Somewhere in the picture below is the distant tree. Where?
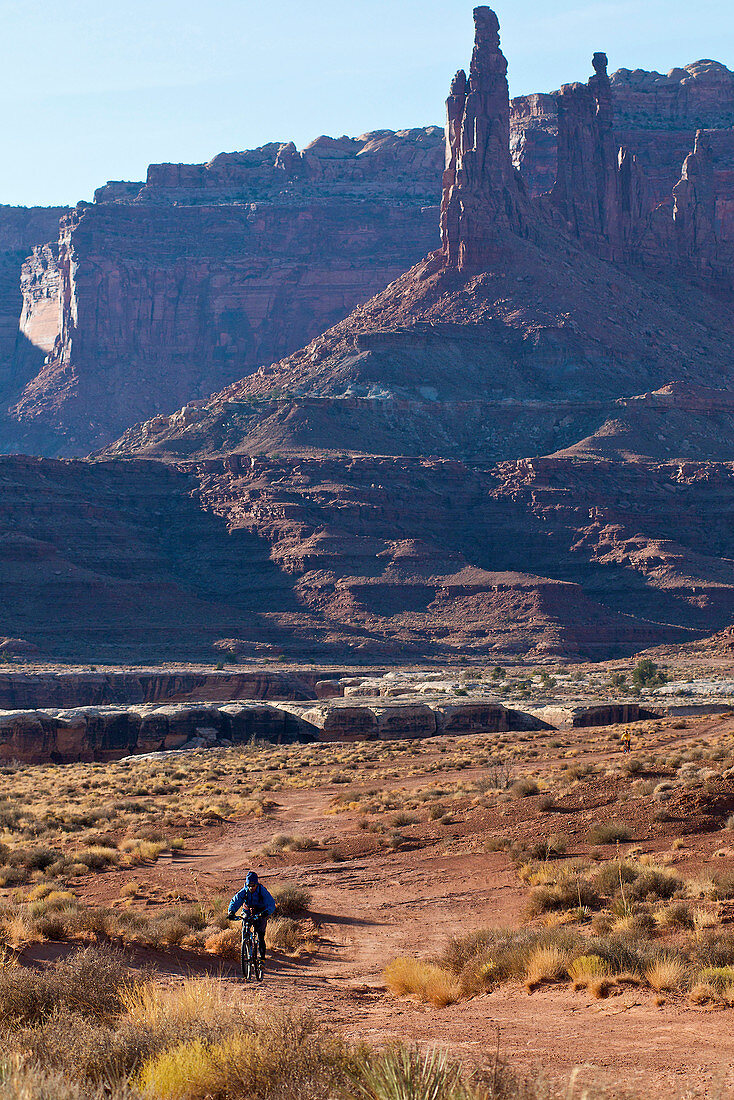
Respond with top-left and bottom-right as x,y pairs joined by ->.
632,659 -> 669,689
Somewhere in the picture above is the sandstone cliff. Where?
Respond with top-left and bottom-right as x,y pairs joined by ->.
0,207 -> 68,416
3,132 -> 444,456
3,47 -> 733,458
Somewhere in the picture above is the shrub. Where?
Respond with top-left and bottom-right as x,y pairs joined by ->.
585,822 -> 631,845
525,878 -> 601,918
628,868 -> 681,902
698,965 -> 734,991
122,977 -> 230,1029
0,1062 -> 130,1099
0,946 -> 135,1024
383,958 -> 462,1007
567,954 -> 610,990
712,871 -> 734,900
524,946 -> 569,991
76,846 -> 119,870
392,812 -> 419,827
510,778 -> 538,799
645,955 -> 686,992
632,659 -> 668,688
272,884 -> 312,916
349,1046 -> 483,1100
266,917 -> 316,957
584,934 -> 654,976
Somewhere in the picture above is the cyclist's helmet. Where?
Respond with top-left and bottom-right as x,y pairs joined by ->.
245,871 -> 259,888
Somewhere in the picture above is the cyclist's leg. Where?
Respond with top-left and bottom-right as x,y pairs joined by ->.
257,916 -> 267,958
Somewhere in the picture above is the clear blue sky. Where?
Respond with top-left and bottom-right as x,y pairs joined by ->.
1,0 -> 732,207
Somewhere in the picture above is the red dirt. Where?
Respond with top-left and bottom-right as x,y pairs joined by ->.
23,714 -> 733,1098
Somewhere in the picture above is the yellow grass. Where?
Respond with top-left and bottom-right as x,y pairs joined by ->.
383,957 -> 462,1007
524,946 -> 569,991
122,977 -> 232,1028
138,1035 -> 254,1099
568,954 -> 610,990
693,908 -> 721,932
689,981 -> 717,1005
204,927 -> 240,960
697,966 -> 734,991
645,957 -> 685,993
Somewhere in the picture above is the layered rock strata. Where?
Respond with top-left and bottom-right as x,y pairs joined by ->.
0,697 -> 544,763
0,668 -> 354,711
4,132 -> 444,455
4,47 -> 734,456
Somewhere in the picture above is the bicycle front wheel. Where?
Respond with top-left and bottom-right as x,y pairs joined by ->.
241,924 -> 252,980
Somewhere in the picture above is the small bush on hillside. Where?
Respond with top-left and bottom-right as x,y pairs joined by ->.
632,659 -> 669,689
586,822 -> 632,845
272,884 -> 312,916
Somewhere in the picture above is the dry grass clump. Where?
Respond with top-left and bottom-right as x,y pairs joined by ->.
524,945 -> 569,991
121,977 -> 231,1029
0,946 -> 137,1024
567,954 -> 610,990
271,883 -> 312,916
432,916 -> 734,1006
383,957 -> 462,1007
644,955 -> 686,992
585,822 -> 632,845
137,1007 -> 349,1100
266,917 -> 318,957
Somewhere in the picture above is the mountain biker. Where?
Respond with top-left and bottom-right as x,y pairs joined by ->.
621,728 -> 632,754
228,871 -> 276,958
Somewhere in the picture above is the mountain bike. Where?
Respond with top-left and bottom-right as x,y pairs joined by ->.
232,914 -> 264,982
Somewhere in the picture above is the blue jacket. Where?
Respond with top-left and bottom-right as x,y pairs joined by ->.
228,882 -> 276,918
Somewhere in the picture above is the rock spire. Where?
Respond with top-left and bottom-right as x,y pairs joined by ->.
440,7 -> 527,269
673,130 -> 717,271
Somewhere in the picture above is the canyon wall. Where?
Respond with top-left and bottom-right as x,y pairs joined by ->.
3,53 -> 733,458
5,132 -> 444,456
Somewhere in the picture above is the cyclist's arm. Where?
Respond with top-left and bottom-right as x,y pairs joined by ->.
227,887 -> 248,918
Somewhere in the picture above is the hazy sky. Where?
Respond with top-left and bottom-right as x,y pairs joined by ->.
1,0 -> 732,207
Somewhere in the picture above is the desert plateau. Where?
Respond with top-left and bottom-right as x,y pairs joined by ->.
1,2 -> 734,1098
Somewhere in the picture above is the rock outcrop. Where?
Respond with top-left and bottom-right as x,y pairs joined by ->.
0,668 -> 354,710
550,53 -> 649,257
3,132 -> 444,456
0,206 -> 68,416
673,130 -> 718,270
0,696 -> 549,763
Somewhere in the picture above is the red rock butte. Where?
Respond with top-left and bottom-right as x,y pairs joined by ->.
1,6 -> 734,664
